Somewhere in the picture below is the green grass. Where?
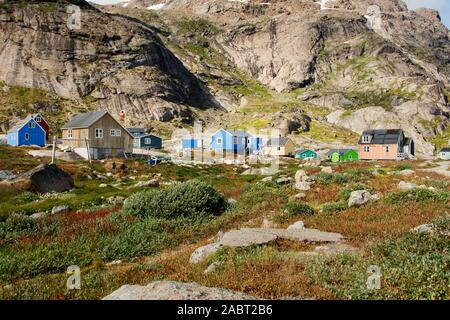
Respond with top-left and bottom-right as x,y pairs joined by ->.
306,217 -> 450,299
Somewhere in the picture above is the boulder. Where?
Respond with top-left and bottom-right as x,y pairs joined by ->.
295,182 -> 311,191
108,196 -> 126,205
203,262 -> 220,274
189,243 -> 222,264
276,177 -> 291,185
261,176 -> 273,182
293,192 -> 307,200
287,221 -> 305,231
29,212 -> 49,219
348,190 -> 378,207
321,166 -> 333,174
51,205 -> 70,215
397,169 -> 415,176
103,281 -> 257,300
134,179 -> 160,188
411,224 -> 433,234
398,181 -> 418,191
0,164 -> 73,194
295,170 -> 307,183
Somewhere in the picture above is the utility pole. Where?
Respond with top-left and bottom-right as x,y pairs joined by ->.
85,137 -> 92,165
51,136 -> 56,165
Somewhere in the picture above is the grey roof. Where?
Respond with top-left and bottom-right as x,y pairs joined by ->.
296,149 -> 316,154
62,111 -> 108,129
359,129 -> 404,145
326,149 -> 355,156
266,137 -> 291,147
441,147 -> 450,153
136,133 -> 161,139
9,115 -> 33,132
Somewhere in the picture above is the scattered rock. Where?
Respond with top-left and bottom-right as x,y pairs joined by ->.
276,177 -> 291,185
0,164 -> 74,194
51,205 -> 70,215
293,192 -> 307,200
411,224 -> 434,234
295,170 -> 307,182
261,176 -> 273,182
321,166 -> 333,174
398,181 -> 418,190
134,179 -> 160,188
99,184 -> 108,188
219,229 -> 278,247
106,260 -> 123,266
287,221 -> 305,231
189,243 -> 223,264
29,212 -> 49,219
397,169 -> 415,176
108,196 -> 125,205
203,262 -> 220,274
228,198 -> 237,204
348,190 -> 378,207
295,181 -> 311,191
103,281 -> 257,300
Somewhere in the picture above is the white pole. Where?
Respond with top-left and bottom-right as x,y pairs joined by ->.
85,137 -> 92,165
51,136 -> 56,164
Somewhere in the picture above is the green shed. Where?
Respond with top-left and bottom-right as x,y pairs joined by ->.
295,149 -> 318,160
327,149 -> 358,162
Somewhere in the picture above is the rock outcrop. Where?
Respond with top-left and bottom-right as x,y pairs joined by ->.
0,164 -> 74,193
103,281 -> 257,300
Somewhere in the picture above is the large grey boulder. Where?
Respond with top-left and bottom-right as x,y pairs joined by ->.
0,164 -> 74,194
189,243 -> 223,264
398,181 -> 418,191
348,190 -> 378,207
103,281 -> 257,300
51,205 -> 70,215
0,170 -> 16,181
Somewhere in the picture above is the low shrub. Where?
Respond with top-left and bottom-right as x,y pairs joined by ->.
13,192 -> 40,204
383,189 -> 450,205
393,164 -> 413,171
321,202 -> 348,213
314,172 -> 359,186
123,180 -> 227,219
284,202 -> 315,216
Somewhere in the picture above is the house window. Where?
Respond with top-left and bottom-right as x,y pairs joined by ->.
233,137 -> 238,144
67,129 -> 73,139
134,138 -> 140,146
248,138 -> 252,144
362,136 -> 370,143
35,116 -> 41,122
145,138 -> 152,145
110,129 -> 121,137
95,128 -> 103,139
25,133 -> 30,140
28,122 -> 36,129
217,138 -> 222,144
385,146 -> 390,153
303,154 -> 306,158
364,146 -> 370,153
349,155 -> 353,160
278,147 -> 281,151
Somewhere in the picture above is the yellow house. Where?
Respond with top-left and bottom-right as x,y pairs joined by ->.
263,137 -> 296,157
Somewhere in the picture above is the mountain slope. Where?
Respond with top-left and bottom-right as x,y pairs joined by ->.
0,0 -> 220,127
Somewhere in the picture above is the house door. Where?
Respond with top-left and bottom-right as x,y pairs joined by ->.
233,136 -> 238,154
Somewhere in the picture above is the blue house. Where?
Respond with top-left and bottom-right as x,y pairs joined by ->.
182,138 -> 203,150
7,116 -> 46,147
210,129 -> 263,155
133,134 -> 162,149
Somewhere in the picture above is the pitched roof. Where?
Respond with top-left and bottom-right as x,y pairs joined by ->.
221,129 -> 250,137
266,137 -> 291,147
441,147 -> 450,153
359,129 -> 404,145
62,111 -> 108,129
296,149 -> 316,154
8,116 -> 45,134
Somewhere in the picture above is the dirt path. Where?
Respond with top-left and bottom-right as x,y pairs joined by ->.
420,161 -> 450,177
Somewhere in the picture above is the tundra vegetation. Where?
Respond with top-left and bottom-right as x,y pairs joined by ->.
0,146 -> 448,300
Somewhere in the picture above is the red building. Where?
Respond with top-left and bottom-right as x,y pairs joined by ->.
31,114 -> 49,140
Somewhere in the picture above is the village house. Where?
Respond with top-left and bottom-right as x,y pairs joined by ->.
263,137 -> 296,157
327,149 -> 359,162
7,115 -> 46,147
358,129 -> 414,160
295,149 -> 318,160
210,129 -> 263,155
133,134 -> 162,149
31,113 -> 50,139
439,148 -> 450,160
61,111 -> 133,160
127,128 -> 146,137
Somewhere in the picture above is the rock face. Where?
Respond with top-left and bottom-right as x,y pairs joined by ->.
0,164 -> 74,194
103,281 -> 257,300
0,0 -> 220,123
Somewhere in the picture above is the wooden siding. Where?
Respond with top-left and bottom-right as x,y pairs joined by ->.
359,144 -> 398,160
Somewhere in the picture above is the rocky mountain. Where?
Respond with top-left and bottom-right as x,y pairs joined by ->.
0,0 -> 220,126
118,0 -> 450,154
0,0 -> 449,155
